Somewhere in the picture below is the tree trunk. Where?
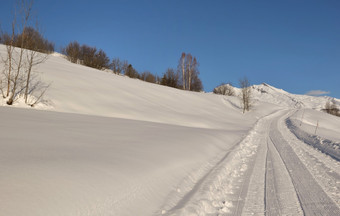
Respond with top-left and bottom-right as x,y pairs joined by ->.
24,53 -> 34,103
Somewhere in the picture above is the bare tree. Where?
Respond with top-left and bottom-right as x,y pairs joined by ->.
93,49 -> 110,69
190,71 -> 203,92
63,42 -> 109,70
124,64 -> 139,78
110,57 -> 123,74
187,56 -> 200,91
140,71 -> 156,83
155,73 -> 161,84
63,41 -> 80,63
14,27 -> 54,53
23,27 -> 49,104
121,60 -> 129,75
80,44 -> 97,68
1,21 -> 53,100
177,52 -> 202,91
239,77 -> 252,113
160,68 -> 179,88
179,52 -> 186,90
0,21 -> 16,98
185,53 -> 192,90
1,0 -> 50,106
6,0 -> 33,105
189,57 -> 195,90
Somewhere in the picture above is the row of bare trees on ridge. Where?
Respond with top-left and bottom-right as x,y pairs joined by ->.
0,0 -> 204,108
1,0 -> 253,114
63,41 -> 204,92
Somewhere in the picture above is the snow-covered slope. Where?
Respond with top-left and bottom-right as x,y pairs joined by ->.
0,107 -> 248,216
0,45 -> 272,216
290,109 -> 340,143
253,83 -> 340,110
1,44 -> 339,215
231,82 -> 337,110
1,44 -> 336,125
0,45 -> 268,129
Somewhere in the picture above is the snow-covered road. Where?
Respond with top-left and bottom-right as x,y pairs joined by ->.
164,110 -> 340,215
267,113 -> 340,215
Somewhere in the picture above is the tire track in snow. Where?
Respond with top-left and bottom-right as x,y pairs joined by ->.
241,109 -> 301,216
161,109 -> 340,215
265,137 -> 303,215
162,111 -> 282,215
162,139 -> 252,215
269,117 -> 340,215
280,112 -> 340,207
165,142 -> 239,212
228,110 -> 294,216
239,133 -> 267,216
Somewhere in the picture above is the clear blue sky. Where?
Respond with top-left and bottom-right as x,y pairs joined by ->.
1,0 -> 339,98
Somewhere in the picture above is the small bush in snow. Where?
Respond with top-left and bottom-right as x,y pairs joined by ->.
324,100 -> 340,117
213,83 -> 235,96
63,41 -> 110,70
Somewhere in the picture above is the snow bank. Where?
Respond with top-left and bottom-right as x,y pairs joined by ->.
287,109 -> 340,161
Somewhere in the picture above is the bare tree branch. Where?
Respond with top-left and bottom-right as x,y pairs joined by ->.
239,77 -> 252,113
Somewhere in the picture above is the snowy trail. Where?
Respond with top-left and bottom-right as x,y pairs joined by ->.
163,110 -> 340,215
267,113 -> 340,215
241,110 -> 302,216
279,111 -> 340,207
162,110 -> 283,215
265,137 -> 303,216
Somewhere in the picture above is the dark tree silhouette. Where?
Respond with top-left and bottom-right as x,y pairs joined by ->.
160,68 -> 179,88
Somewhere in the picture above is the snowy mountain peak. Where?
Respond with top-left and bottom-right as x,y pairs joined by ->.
251,83 -> 337,110
214,81 -> 333,110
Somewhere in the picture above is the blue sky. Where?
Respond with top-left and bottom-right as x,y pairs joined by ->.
1,0 -> 339,98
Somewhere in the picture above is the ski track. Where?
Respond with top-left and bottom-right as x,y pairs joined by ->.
161,109 -> 340,215
280,111 -> 340,208
241,110 -> 302,216
162,110 -> 281,215
264,137 -> 303,216
269,113 -> 340,215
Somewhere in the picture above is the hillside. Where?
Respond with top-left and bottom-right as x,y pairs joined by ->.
1,45 -> 339,215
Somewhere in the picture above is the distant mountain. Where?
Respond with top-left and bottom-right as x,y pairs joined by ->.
218,82 -> 338,110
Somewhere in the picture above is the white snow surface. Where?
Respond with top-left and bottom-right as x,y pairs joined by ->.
290,109 -> 340,143
1,44 -> 339,215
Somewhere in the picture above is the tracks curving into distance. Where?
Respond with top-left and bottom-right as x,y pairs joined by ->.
162,110 -> 340,215
264,113 -> 340,215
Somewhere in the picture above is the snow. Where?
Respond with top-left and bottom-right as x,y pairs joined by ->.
37,52 -> 256,129
0,44 -> 262,215
277,111 -> 340,208
0,107 -> 249,216
290,108 -> 340,143
1,44 -> 340,215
